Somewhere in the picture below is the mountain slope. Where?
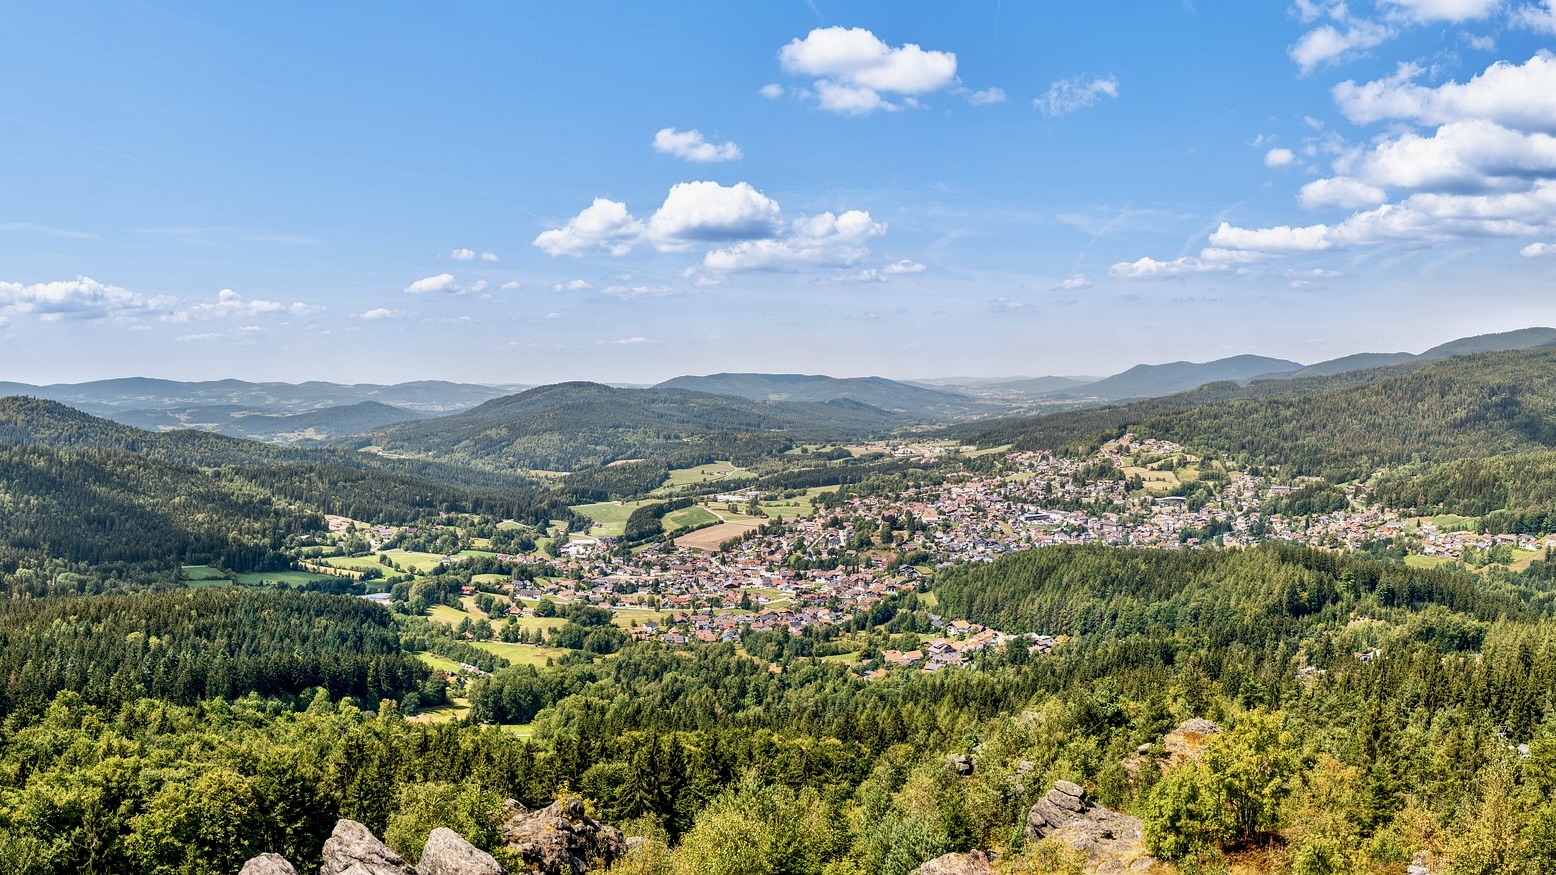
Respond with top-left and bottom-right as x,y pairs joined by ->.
982,375 -> 1099,395
1055,354 -> 1303,401
1418,326 -> 1556,359
101,400 -> 425,442
358,381 -> 902,472
654,372 -> 981,419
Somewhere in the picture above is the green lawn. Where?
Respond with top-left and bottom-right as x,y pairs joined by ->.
234,570 -> 340,588
571,500 -> 661,538
663,461 -> 754,488
1429,514 -> 1479,532
471,640 -> 569,667
427,605 -> 474,626
415,652 -> 465,673
181,565 -> 229,581
663,505 -> 720,532
472,573 -> 511,586
381,550 -> 448,573
1404,554 -> 1455,569
323,554 -> 393,573
610,606 -> 666,626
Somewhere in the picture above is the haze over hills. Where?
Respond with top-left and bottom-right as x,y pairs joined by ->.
103,400 -> 428,443
1052,354 -> 1305,402
653,372 -> 987,420
0,377 -> 519,414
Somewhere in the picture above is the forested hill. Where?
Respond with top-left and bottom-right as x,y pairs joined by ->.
654,372 -> 985,419
354,381 -> 902,472
970,346 -> 1556,480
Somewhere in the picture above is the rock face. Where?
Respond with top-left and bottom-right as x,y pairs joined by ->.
320,819 -> 418,875
420,827 -> 504,875
945,754 -> 975,777
913,849 -> 995,875
1026,783 -> 1163,874
1161,718 -> 1220,765
501,798 -> 626,875
239,854 -> 298,875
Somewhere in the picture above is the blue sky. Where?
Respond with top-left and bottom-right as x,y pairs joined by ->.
5,0 -> 1556,385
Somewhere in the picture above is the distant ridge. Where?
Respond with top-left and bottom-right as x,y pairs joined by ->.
654,372 -> 984,420
1060,355 -> 1304,402
0,377 -> 518,414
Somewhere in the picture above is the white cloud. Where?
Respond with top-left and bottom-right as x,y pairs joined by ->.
404,273 -> 459,294
500,280 -> 522,290
1462,32 -> 1497,50
1521,240 -> 1556,256
882,259 -> 927,274
1210,222 -> 1334,252
830,268 -> 888,283
601,283 -> 677,298
359,308 -> 405,320
1517,1 -> 1556,32
1109,256 -> 1227,279
702,210 -> 885,272
1300,176 -> 1390,209
1034,75 -> 1119,117
602,336 -> 655,345
1333,54 -> 1556,132
553,279 -> 593,292
1380,0 -> 1503,22
469,280 -> 489,293
0,275 -> 174,321
532,198 -> 645,257
176,288 -> 320,321
778,26 -> 958,115
451,248 -> 476,261
759,83 -> 784,99
966,87 -> 1007,106
1289,20 -> 1393,75
1055,274 -> 1094,290
1265,148 -> 1297,168
1348,119 -> 1556,191
653,128 -> 743,162
647,181 -> 781,248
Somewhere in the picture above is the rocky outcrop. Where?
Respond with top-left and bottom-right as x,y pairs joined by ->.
320,819 -> 418,875
501,798 -> 626,875
238,854 -> 297,875
913,849 -> 995,875
945,754 -> 975,777
420,828 -> 504,875
1026,783 -> 1163,874
1161,718 -> 1220,765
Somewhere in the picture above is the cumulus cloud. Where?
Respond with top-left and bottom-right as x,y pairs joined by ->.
1034,75 -> 1119,117
1265,148 -> 1297,168
1380,0 -> 1504,22
653,128 -> 743,162
1334,54 -> 1556,131
500,280 -> 522,290
777,26 -> 958,114
1054,274 -> 1094,290
533,199 -> 645,257
759,84 -> 785,99
1300,176 -> 1391,209
0,275 -> 174,321
1517,1 -> 1556,32
1522,241 -> 1556,256
602,336 -> 655,345
1289,19 -> 1393,75
359,308 -> 405,320
882,259 -> 927,275
175,288 -> 321,321
535,182 -> 886,276
451,248 -> 499,262
553,279 -> 594,292
404,273 -> 459,294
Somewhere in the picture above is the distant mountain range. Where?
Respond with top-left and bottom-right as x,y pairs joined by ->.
105,400 -> 427,443
0,377 -> 518,414
654,373 -> 988,420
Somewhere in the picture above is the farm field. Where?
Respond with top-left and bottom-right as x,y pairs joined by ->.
676,521 -> 759,551
471,640 -> 569,667
572,500 -> 660,538
380,550 -> 447,573
662,461 -> 754,488
233,570 -> 341,588
757,485 -> 838,519
663,505 -> 720,532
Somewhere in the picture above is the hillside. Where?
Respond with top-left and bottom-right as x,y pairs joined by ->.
356,381 -> 902,472
1056,354 -> 1303,401
973,346 -> 1556,480
982,375 -> 1099,394
654,372 -> 984,419
105,400 -> 425,442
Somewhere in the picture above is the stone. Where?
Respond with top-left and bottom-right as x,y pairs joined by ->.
239,854 -> 298,875
1053,779 -> 1085,799
1025,783 -> 1161,874
502,798 -> 626,875
1162,718 -> 1221,764
945,754 -> 975,776
420,827 -> 503,875
913,850 -> 995,875
319,819 -> 417,875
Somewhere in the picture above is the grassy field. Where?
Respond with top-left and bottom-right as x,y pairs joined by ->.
663,505 -> 721,532
676,522 -> 759,551
610,606 -> 666,625
233,570 -> 341,588
572,500 -> 661,538
1123,466 -> 1182,493
415,652 -> 465,673
471,640 -> 569,667
426,605 -> 472,626
472,573 -> 510,585
1428,514 -> 1479,532
1404,554 -> 1456,569
382,550 -> 448,573
324,554 -> 393,573
181,565 -> 228,581
663,461 -> 755,488
757,486 -> 839,519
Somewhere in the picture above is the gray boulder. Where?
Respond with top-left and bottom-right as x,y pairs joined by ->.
319,819 -> 417,875
502,799 -> 626,875
913,850 -> 995,875
1025,783 -> 1161,873
945,754 -> 975,777
420,827 -> 503,875
240,854 -> 298,875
